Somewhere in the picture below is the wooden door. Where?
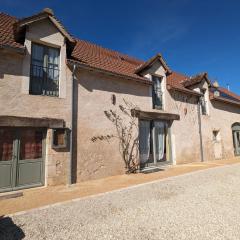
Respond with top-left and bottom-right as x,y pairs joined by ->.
0,128 -> 45,192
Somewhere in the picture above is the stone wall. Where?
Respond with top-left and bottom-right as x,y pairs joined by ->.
201,99 -> 240,162
141,60 -> 202,164
75,69 -> 152,182
0,19 -> 72,186
166,90 -> 202,164
1,17 -> 239,187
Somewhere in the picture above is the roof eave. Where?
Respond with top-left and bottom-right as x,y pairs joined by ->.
167,84 -> 203,97
48,16 -> 75,43
67,59 -> 152,86
211,96 -> 240,107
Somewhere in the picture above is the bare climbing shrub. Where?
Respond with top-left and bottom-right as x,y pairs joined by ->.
91,99 -> 139,173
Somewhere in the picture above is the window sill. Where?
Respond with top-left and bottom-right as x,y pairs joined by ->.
29,93 -> 60,98
153,106 -> 163,111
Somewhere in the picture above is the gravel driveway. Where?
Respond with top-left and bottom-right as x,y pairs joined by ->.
1,163 -> 240,240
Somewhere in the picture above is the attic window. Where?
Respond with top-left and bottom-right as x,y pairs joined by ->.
152,75 -> 163,110
30,43 -> 60,97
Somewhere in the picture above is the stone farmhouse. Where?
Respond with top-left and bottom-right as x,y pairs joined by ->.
0,8 -> 239,192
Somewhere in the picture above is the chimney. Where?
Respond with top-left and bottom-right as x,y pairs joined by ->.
43,8 -> 54,16
227,84 -> 230,91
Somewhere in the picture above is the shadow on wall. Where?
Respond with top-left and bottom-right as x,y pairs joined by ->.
169,90 -> 198,105
212,101 -> 240,114
75,69 -> 150,97
0,216 -> 25,240
0,50 -> 27,79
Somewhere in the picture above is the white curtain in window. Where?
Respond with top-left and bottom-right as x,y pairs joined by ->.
48,48 -> 60,81
139,121 -> 150,163
48,48 -> 59,65
154,121 -> 165,161
155,77 -> 161,96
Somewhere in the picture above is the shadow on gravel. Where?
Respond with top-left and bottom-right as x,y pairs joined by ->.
0,216 -> 25,240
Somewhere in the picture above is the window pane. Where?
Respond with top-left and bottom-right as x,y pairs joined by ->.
154,121 -> 166,161
31,64 -> 44,78
47,64 -> 59,81
236,132 -> 240,148
0,129 -> 13,161
152,76 -> 162,108
48,48 -> 59,66
139,121 -> 150,163
32,44 -> 44,63
30,44 -> 59,97
20,130 -> 43,160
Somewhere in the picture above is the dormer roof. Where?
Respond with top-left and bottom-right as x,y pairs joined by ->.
183,72 -> 211,88
15,8 -> 75,43
135,53 -> 172,75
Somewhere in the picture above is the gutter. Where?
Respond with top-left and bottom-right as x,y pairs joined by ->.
67,59 -> 152,86
167,84 -> 203,97
210,96 -> 240,107
197,99 -> 204,162
69,63 -> 77,185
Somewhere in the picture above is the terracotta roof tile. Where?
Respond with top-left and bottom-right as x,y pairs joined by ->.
218,87 -> 240,102
0,12 -> 24,49
0,11 -> 239,101
167,71 -> 188,87
183,73 -> 210,87
166,72 -> 201,95
210,87 -> 240,104
71,38 -> 148,82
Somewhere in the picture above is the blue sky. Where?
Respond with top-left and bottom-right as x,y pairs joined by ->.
1,0 -> 240,94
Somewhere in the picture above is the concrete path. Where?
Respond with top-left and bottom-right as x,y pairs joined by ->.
0,158 -> 239,216
1,163 -> 240,239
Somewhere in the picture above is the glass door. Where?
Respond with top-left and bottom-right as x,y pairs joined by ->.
139,120 -> 171,169
153,121 -> 167,163
233,131 -> 240,156
0,129 -> 16,191
16,129 -> 45,188
139,120 -> 151,168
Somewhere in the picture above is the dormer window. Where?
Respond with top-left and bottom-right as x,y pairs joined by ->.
200,89 -> 207,115
30,43 -> 60,97
152,75 -> 163,110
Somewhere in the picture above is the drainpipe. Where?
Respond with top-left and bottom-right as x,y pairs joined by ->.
69,64 -> 76,185
197,98 -> 204,162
